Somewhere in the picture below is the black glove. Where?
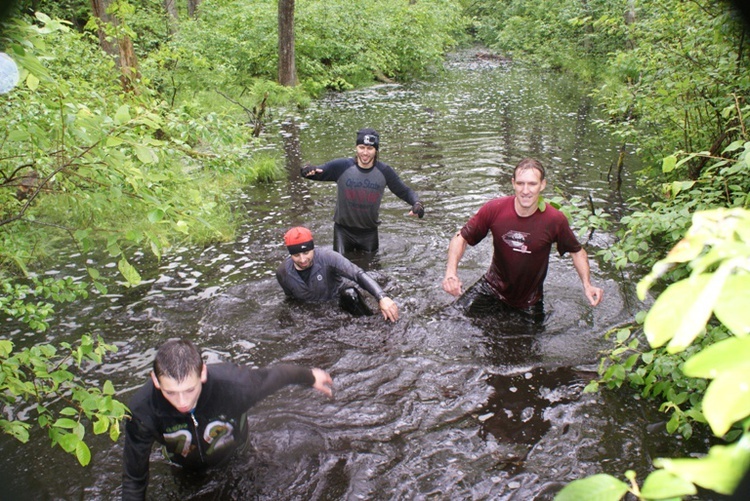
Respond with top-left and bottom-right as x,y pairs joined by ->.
300,163 -> 317,177
412,201 -> 425,219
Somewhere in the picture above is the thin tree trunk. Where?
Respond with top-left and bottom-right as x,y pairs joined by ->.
90,0 -> 117,56
278,0 -> 297,86
187,0 -> 201,18
90,0 -> 139,92
164,0 -> 178,33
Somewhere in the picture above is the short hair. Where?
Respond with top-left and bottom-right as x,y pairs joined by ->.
513,158 -> 546,181
153,338 -> 203,381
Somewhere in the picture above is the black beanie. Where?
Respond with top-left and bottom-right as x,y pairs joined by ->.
356,128 -> 380,150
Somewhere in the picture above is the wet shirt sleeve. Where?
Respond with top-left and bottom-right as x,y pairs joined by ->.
460,200 -> 495,246
325,250 -> 385,300
302,158 -> 352,181
234,364 -> 316,407
121,404 -> 157,500
379,163 -> 418,206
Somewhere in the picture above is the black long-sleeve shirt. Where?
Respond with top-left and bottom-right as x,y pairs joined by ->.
122,363 -> 315,500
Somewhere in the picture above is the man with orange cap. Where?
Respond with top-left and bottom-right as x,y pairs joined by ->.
276,226 -> 399,322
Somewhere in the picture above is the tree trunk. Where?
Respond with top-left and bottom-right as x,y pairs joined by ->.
187,0 -> 201,18
89,0 -> 139,92
90,0 -> 117,56
278,0 -> 297,86
164,0 -> 178,32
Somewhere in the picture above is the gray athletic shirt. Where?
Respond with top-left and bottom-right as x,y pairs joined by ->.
276,248 -> 386,302
303,157 -> 419,229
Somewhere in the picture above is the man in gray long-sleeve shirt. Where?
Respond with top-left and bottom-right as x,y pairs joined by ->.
301,128 -> 424,255
276,226 -> 400,322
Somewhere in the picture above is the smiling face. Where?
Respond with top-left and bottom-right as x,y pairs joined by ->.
290,249 -> 315,271
355,144 -> 377,168
152,365 -> 208,414
512,167 -> 546,216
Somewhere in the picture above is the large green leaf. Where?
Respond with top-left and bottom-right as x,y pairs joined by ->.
714,275 -> 750,336
683,337 -> 750,378
640,469 -> 696,499
701,367 -> 750,436
554,474 -> 629,501
655,436 -> 750,495
644,274 -> 715,351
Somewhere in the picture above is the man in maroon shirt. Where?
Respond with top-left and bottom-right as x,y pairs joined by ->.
442,158 -> 603,319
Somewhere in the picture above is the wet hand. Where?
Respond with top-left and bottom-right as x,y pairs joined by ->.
442,275 -> 462,297
409,201 -> 425,219
586,285 -> 604,306
300,163 -> 322,177
311,368 -> 334,398
379,297 -> 399,322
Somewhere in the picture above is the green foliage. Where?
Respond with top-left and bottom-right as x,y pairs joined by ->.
1,10 -> 288,468
599,101 -> 750,274
1,276 -> 126,466
0,334 -> 127,466
565,208 -> 750,500
466,0 -> 628,77
1,13 -> 284,278
149,0 -> 466,99
547,194 -> 613,242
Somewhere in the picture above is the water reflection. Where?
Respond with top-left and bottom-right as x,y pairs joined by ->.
0,50 -> 694,500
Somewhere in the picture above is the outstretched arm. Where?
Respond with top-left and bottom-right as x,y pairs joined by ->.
355,270 -> 399,322
570,248 -> 603,306
442,232 -> 468,297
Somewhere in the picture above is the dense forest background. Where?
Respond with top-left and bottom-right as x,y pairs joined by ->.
1,0 -> 749,499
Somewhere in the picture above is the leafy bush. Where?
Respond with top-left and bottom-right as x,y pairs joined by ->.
560,208 -> 750,500
1,276 -> 127,466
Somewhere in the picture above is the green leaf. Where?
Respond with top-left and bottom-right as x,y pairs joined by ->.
26,72 -> 39,90
106,136 -> 125,147
52,418 -> 79,429
701,367 -> 750,436
644,275 -> 715,351
554,473 -> 629,501
655,437 -> 750,495
117,258 -> 142,287
147,208 -> 165,223
57,431 -> 79,453
683,336 -> 750,379
93,417 -> 108,435
59,407 -> 78,416
110,423 -> 121,442
134,144 -> 157,164
103,380 -> 115,395
114,105 -> 131,125
640,469 -> 697,499
714,275 -> 750,336
662,155 -> 677,173
75,440 -> 91,466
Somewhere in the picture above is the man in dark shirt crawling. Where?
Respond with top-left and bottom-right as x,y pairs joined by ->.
276,226 -> 400,322
121,338 -> 333,500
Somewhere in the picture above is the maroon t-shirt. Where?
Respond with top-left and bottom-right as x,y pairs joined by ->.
460,196 -> 582,308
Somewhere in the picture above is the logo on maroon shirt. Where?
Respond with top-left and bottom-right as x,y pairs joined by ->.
502,230 -> 531,254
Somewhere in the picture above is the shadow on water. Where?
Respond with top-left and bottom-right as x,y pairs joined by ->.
0,49 -> 724,500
